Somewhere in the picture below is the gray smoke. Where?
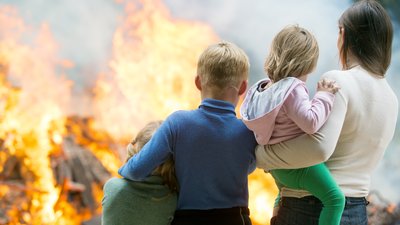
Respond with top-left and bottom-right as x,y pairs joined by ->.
4,0 -> 122,88
164,0 -> 351,85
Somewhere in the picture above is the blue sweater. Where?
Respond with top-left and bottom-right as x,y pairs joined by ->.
119,98 -> 257,210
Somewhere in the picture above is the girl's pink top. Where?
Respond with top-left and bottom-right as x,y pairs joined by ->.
240,77 -> 335,145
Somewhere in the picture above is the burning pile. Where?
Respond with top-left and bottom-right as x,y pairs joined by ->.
0,6 -> 77,224
0,5 -> 121,225
0,1 -> 278,224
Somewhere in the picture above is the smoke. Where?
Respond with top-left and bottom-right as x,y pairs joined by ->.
3,0 -> 400,202
164,0 -> 351,85
2,0 -> 123,115
4,0 -> 123,88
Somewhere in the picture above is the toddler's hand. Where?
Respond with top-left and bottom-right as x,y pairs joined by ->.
317,78 -> 340,94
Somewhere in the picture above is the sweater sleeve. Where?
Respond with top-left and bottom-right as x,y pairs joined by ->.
255,89 -> 347,170
283,84 -> 335,134
118,118 -> 174,181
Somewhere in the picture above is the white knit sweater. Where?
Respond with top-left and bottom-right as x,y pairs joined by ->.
256,65 -> 398,197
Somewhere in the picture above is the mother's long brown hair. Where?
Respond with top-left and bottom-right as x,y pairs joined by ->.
339,0 -> 393,76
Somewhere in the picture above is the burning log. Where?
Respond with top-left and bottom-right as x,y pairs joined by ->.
0,155 -> 21,180
0,116 -> 119,224
52,136 -> 112,211
0,180 -> 46,193
0,184 -> 29,225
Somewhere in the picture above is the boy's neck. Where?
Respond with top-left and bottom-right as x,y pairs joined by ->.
200,87 -> 239,106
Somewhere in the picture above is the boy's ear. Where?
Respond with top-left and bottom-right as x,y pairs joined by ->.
195,75 -> 202,91
238,80 -> 248,95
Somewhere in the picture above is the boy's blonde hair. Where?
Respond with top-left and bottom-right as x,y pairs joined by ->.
126,121 -> 178,192
265,25 -> 319,82
197,41 -> 249,90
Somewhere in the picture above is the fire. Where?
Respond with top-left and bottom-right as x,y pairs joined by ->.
0,6 -> 79,225
249,170 -> 279,224
92,0 -> 218,141
0,1 -> 278,225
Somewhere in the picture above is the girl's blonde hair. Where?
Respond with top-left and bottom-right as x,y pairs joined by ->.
197,41 -> 249,90
265,25 -> 319,82
126,121 -> 178,192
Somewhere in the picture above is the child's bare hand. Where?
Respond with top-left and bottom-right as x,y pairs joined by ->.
317,78 -> 340,94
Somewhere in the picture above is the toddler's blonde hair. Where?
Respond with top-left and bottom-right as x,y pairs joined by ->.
197,41 -> 249,91
126,121 -> 178,192
265,25 -> 319,82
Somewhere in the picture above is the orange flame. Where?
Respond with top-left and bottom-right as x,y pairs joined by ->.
92,0 -> 218,141
0,6 -> 79,224
249,170 -> 279,224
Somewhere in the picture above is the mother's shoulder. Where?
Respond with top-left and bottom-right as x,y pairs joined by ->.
321,69 -> 354,85
321,69 -> 348,79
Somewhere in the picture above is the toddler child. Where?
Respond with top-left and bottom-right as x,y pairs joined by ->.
241,25 -> 344,225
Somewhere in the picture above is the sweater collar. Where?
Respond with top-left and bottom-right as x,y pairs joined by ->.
199,98 -> 236,115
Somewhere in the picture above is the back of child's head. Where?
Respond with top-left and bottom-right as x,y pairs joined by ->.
197,41 -> 249,92
127,121 -> 178,192
265,25 -> 319,82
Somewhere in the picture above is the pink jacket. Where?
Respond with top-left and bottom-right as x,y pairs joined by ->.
240,77 -> 335,145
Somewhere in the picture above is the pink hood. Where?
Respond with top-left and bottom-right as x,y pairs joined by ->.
240,77 -> 303,145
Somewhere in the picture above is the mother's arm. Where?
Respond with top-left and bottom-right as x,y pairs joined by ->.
256,88 -> 348,171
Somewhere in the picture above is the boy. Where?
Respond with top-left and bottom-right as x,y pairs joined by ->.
119,41 -> 257,225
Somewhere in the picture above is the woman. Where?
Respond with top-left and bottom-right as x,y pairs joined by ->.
255,1 -> 398,224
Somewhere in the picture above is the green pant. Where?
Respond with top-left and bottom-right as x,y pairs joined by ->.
271,163 -> 345,225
